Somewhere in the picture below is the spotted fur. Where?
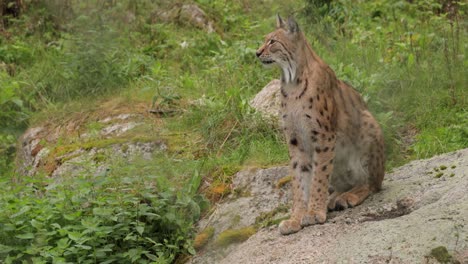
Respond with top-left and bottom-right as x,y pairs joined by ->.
256,15 -> 385,235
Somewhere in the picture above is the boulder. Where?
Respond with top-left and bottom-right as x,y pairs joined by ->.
16,112 -> 166,177
250,79 -> 281,120
190,148 -> 468,263
196,167 -> 290,239
152,3 -> 215,33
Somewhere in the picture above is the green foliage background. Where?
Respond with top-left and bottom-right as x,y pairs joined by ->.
0,0 -> 466,262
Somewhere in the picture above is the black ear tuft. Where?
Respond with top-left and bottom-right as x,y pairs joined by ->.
287,16 -> 300,33
276,14 -> 286,29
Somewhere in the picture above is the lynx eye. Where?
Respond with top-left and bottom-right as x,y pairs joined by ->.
268,39 -> 276,45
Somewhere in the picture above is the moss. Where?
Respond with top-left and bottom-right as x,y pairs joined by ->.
92,152 -> 107,163
194,227 -> 215,250
451,165 -> 457,169
53,138 -> 128,157
207,183 -> 231,202
52,137 -> 153,160
232,187 -> 251,198
121,144 -> 129,153
42,158 -> 59,175
39,134 -> 158,176
212,183 -> 230,195
162,131 -> 204,158
429,246 -> 452,263
449,173 -> 455,177
206,165 -> 241,186
215,226 -> 256,248
439,165 -> 447,170
255,205 -> 290,228
435,172 -> 444,178
276,175 -> 292,188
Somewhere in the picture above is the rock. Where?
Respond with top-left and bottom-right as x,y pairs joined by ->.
152,3 -> 215,33
16,126 -> 46,176
16,112 -> 167,177
99,122 -> 140,136
250,79 -> 281,120
197,167 -> 290,238
190,148 -> 468,263
49,141 -> 166,178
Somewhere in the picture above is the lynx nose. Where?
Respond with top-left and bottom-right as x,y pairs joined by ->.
256,50 -> 262,57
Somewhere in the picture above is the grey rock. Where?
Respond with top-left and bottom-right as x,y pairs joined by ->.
197,167 -> 290,238
250,79 -> 281,120
50,142 -> 165,178
191,148 -> 468,264
100,122 -> 141,136
99,114 -> 136,123
16,126 -> 46,175
16,113 -> 166,177
152,4 -> 215,33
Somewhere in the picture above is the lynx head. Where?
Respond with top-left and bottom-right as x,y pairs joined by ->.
256,14 -> 302,82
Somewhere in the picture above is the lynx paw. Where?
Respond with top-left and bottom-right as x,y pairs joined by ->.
300,211 -> 326,227
278,218 -> 302,235
329,193 -> 359,211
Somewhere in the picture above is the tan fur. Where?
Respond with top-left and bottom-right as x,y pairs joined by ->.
256,15 -> 385,235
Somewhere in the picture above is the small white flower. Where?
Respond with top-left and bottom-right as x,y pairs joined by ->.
180,41 -> 189,49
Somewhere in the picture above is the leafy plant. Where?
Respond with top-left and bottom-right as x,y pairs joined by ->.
0,157 -> 206,263
0,72 -> 28,127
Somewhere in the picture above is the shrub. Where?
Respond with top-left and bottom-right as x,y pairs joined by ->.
0,159 -> 205,263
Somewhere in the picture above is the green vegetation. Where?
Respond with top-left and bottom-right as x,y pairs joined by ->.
255,205 -> 290,228
0,157 -> 206,263
214,227 -> 256,248
193,227 -> 215,250
0,0 -> 466,262
429,246 -> 453,263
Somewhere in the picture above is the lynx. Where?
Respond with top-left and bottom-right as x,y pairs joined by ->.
256,15 -> 385,235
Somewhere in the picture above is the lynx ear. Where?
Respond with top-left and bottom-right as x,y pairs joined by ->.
287,16 -> 300,34
276,14 -> 286,29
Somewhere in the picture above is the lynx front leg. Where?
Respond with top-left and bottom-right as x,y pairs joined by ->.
279,146 -> 311,235
301,134 -> 336,227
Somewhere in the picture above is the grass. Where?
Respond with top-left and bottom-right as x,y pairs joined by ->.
303,0 -> 466,161
0,0 -> 467,262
